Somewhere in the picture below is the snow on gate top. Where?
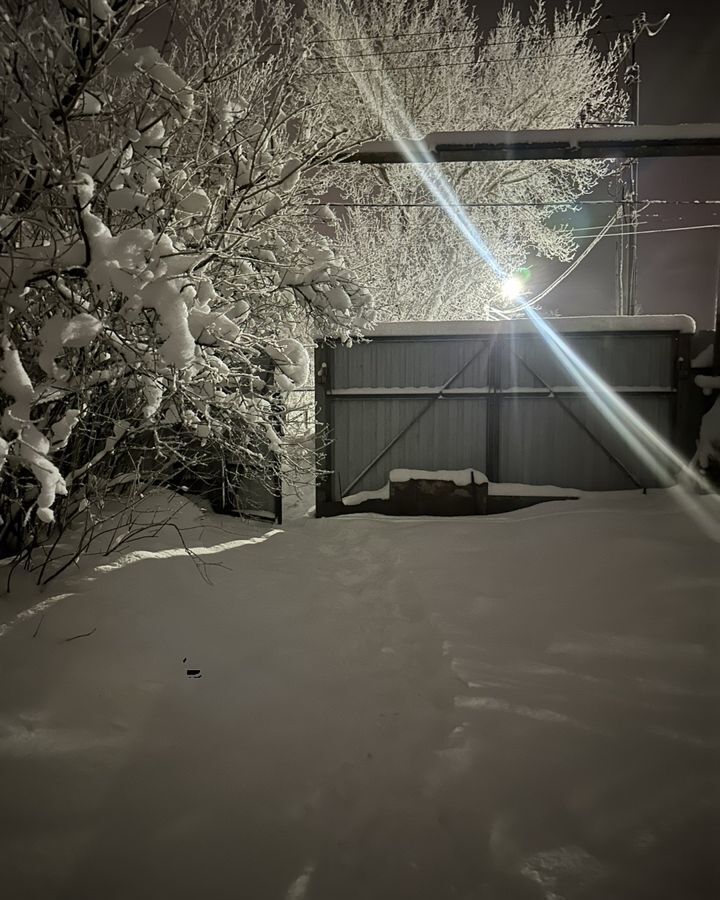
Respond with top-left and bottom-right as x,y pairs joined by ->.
369,315 -> 696,337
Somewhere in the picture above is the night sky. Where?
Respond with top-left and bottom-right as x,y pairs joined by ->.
474,0 -> 720,329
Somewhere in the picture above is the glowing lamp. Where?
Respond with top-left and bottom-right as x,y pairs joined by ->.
501,275 -> 523,301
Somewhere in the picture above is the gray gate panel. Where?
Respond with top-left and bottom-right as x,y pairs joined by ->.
574,394 -> 676,487
331,338 -> 491,389
499,395 -> 675,490
332,397 -> 488,497
501,333 -> 677,390
319,327 -> 685,509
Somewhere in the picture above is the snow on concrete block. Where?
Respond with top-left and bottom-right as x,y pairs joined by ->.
695,374 -> 720,394
389,469 -> 488,516
389,468 -> 488,486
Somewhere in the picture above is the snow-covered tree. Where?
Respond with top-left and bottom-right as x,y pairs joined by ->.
0,0 -> 372,568
307,0 -> 631,320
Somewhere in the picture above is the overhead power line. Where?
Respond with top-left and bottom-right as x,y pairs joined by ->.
309,14 -> 668,81
309,50 -> 617,76
575,222 -> 720,239
319,199 -> 720,209
307,30 -> 625,62
307,13 -> 641,44
504,214 -> 621,313
500,212 -> 714,315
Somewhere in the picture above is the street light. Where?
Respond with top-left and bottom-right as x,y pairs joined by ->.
501,267 -> 532,303
501,275 -> 523,301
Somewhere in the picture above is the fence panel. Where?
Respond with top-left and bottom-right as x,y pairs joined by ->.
317,327 -> 685,506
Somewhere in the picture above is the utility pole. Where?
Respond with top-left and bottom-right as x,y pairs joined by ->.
625,40 -> 641,315
616,28 -> 641,316
615,175 -> 626,315
714,233 -> 720,371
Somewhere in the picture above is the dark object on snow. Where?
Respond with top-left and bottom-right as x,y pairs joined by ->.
186,669 -> 202,678
390,476 -> 488,516
62,627 -> 97,642
316,491 -> 576,518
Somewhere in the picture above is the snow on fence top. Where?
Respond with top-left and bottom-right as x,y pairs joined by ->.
370,315 -> 696,338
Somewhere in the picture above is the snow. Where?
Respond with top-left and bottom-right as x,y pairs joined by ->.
140,377 -> 163,420
0,489 -> 717,898
89,0 -> 113,19
1,339 -> 68,521
38,313 -> 102,377
370,315 -> 696,337
695,374 -> 720,394
692,344 -> 715,368
82,212 -> 197,369
389,467 -> 488,486
188,307 -> 241,345
74,91 -> 102,115
107,187 -> 149,212
270,338 -> 310,391
50,409 -> 80,448
695,396 -> 720,469
427,123 -> 720,147
487,481 -> 579,497
1,338 -> 36,430
343,479 -> 579,506
111,47 -> 194,118
355,124 -> 720,162
177,188 -> 211,215
18,425 -> 67,523
278,159 -> 302,193
343,484 -> 391,506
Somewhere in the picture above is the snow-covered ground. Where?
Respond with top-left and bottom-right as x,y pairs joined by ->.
0,490 -> 718,900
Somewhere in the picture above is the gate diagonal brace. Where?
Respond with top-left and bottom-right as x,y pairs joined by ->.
342,340 -> 494,499
512,352 -> 644,490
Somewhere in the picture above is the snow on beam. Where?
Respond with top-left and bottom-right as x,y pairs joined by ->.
343,124 -> 720,164
369,315 -> 697,337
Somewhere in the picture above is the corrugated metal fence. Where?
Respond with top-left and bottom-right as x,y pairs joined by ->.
315,324 -> 694,511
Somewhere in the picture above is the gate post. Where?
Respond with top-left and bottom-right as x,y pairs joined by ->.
315,343 -> 333,512
485,335 -> 501,483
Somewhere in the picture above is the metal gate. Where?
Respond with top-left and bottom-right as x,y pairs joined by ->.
315,318 -> 695,513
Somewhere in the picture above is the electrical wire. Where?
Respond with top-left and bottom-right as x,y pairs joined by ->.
306,13 -> 641,44
308,50 -> 619,76
575,222 -> 720,240
308,30 -> 626,62
504,213 -> 621,313
318,199 -> 720,210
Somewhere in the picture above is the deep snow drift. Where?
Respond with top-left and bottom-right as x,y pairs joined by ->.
0,490 -> 718,900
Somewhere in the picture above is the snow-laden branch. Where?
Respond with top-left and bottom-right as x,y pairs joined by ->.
0,0 -> 374,556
